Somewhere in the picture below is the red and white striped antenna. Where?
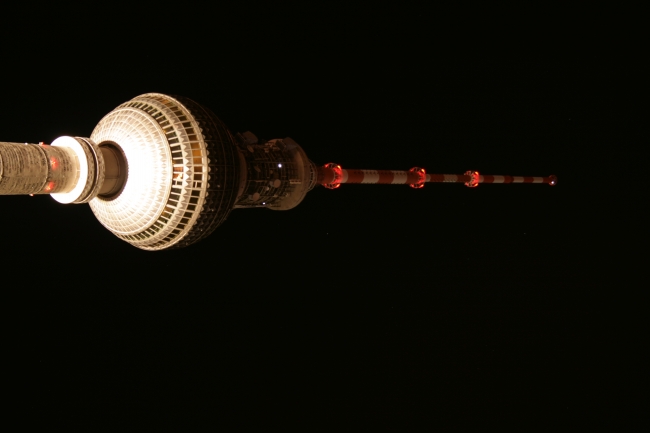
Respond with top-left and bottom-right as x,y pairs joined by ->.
317,164 -> 557,189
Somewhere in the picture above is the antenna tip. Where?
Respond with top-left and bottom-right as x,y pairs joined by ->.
548,175 -> 558,186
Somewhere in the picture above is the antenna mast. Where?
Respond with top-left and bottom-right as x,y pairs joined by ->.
317,164 -> 557,189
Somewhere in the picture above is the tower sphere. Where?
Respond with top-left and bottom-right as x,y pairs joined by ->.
88,93 -> 240,250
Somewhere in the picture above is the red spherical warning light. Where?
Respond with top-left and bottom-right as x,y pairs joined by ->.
548,175 -> 557,186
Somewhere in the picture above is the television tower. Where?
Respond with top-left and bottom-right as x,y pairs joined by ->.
0,93 -> 557,251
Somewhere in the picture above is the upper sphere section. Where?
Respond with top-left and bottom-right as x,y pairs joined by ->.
90,107 -> 170,238
89,93 -> 240,250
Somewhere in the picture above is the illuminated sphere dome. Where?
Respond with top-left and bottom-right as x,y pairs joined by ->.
88,93 -> 240,250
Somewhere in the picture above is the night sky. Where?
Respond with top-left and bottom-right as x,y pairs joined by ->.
2,6 -> 641,421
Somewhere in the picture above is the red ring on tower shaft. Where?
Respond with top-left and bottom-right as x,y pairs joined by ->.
408,167 -> 426,189
464,170 -> 479,188
320,163 -> 343,189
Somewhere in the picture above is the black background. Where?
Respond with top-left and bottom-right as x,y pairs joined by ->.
1,5 -> 642,421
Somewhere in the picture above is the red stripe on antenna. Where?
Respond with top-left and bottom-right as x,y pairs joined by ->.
377,170 -> 394,184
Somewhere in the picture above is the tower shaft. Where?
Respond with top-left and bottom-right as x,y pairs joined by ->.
0,142 -> 79,195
